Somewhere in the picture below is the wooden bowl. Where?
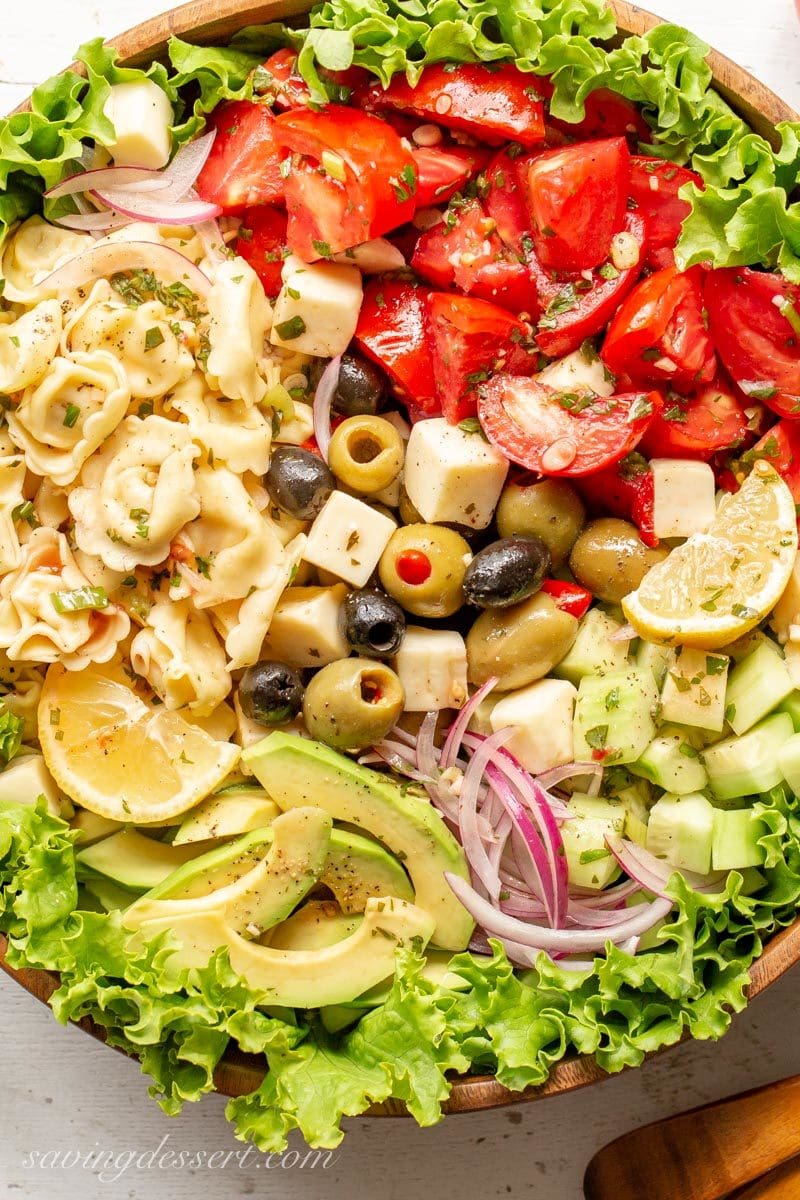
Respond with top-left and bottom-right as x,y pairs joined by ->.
3,0 -> 800,1120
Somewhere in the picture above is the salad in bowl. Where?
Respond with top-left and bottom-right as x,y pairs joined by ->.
1,0 -> 800,1151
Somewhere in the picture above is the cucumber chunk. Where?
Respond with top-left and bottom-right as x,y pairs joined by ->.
777,732 -> 800,795
646,792 -> 715,875
573,669 -> 658,765
778,690 -> 800,732
630,725 -> 709,795
659,648 -> 729,732
561,794 -> 625,890
712,809 -> 768,870
703,712 -> 795,801
725,641 -> 794,735
635,640 -> 671,688
553,609 -> 630,686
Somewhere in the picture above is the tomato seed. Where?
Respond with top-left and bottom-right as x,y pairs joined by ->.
541,438 -> 578,472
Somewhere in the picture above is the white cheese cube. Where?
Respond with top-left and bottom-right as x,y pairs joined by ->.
0,753 -> 61,815
270,255 -> 363,358
261,584 -> 350,668
303,491 -> 395,587
537,348 -> 615,398
490,679 -> 577,775
103,80 -> 173,169
393,627 -> 468,711
332,237 -> 405,274
651,458 -> 717,539
404,418 -> 508,530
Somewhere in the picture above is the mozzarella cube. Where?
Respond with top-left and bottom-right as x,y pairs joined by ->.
103,80 -> 173,169
537,348 -> 615,398
270,255 -> 362,358
651,458 -> 717,539
394,627 -> 468,711
404,418 -> 508,530
332,237 -> 405,274
303,491 -> 395,587
490,679 -> 577,775
262,584 -> 350,668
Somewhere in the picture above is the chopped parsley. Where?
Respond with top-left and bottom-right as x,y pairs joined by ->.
51,586 -> 109,614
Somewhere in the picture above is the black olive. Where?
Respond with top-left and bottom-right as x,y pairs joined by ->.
239,660 -> 304,725
463,537 -> 551,609
339,589 -> 406,657
310,354 -> 386,417
265,446 -> 336,520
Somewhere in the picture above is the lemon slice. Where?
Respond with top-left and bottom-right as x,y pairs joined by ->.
39,662 -> 240,823
623,461 -> 798,650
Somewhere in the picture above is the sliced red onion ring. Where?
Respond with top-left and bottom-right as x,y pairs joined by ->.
40,241 -> 211,297
605,835 -> 727,899
90,189 -> 222,225
46,166 -> 171,200
312,355 -> 341,462
487,766 -> 556,924
446,872 -> 673,952
609,623 -> 637,644
54,211 -> 131,232
154,131 -> 217,202
441,677 -> 498,770
458,728 -> 514,902
536,761 -> 603,792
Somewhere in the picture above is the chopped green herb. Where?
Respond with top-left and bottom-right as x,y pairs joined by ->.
144,326 -> 165,351
274,316 -> 307,340
585,725 -> 608,750
51,586 -> 109,614
63,404 -> 80,429
579,848 -> 611,864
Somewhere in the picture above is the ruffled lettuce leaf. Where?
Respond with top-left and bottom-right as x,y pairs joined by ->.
2,782 -> 800,1150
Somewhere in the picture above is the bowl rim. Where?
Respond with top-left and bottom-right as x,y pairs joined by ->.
3,0 -> 800,1120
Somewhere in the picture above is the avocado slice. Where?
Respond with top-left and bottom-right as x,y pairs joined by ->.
173,785 -> 281,845
125,808 -> 332,937
267,900 -> 362,950
76,830 -> 206,891
131,895 -> 436,1008
146,827 -> 275,901
243,732 -> 473,950
323,827 -> 413,912
319,949 -> 470,1033
71,809 -> 124,846
81,875 -> 140,912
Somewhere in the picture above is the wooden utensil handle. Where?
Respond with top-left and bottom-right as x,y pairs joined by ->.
584,1075 -> 800,1200
728,1155 -> 800,1200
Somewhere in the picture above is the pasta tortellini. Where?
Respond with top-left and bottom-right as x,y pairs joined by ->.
166,373 -> 273,476
0,527 -> 129,669
212,532 -> 307,670
7,350 -> 130,486
68,414 -> 201,572
0,455 -> 28,576
65,281 -> 196,400
130,597 -> 231,716
0,301 -> 63,393
203,257 -> 272,408
0,650 -> 45,742
0,217 -> 92,304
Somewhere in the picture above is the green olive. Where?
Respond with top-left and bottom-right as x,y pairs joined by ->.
398,484 -> 423,526
302,658 -> 404,750
328,416 -> 404,495
379,523 -> 472,618
496,479 -> 586,568
569,518 -> 669,604
466,592 -> 579,690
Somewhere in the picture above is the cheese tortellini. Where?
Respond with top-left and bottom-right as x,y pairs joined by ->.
166,373 -> 272,476
0,528 -> 129,669
0,216 -> 92,304
7,350 -> 130,486
0,456 -> 28,576
68,414 -> 201,572
0,301 -> 63,393
130,597 -> 231,715
203,257 -> 272,408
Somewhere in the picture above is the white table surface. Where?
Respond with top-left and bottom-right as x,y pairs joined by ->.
1,3 -> 800,1197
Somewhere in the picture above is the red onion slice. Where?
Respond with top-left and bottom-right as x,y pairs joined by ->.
446,872 -> 673,953
54,211 -> 131,232
90,189 -> 222,225
40,241 -> 211,297
536,761 -> 604,792
441,676 -> 498,770
486,765 -> 556,923
46,166 -> 170,200
458,729 -> 514,902
605,835 -> 727,899
312,355 -> 341,462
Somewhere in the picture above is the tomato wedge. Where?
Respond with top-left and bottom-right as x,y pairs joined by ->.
429,294 -> 537,424
534,211 -> 647,359
354,279 -> 439,416
412,198 -> 539,317
738,421 -> 800,501
362,63 -> 546,147
574,458 -> 657,546
705,268 -> 800,419
412,144 -> 490,209
639,375 -> 749,461
602,266 -> 717,391
484,147 -> 535,256
534,77 -> 651,144
259,49 -> 367,108
274,107 -> 416,260
195,101 -> 285,215
478,377 -> 661,476
234,206 -> 288,299
629,157 -> 703,270
524,137 -> 631,272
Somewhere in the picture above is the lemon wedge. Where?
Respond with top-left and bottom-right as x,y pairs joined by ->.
39,662 -> 240,823
623,461 -> 798,650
